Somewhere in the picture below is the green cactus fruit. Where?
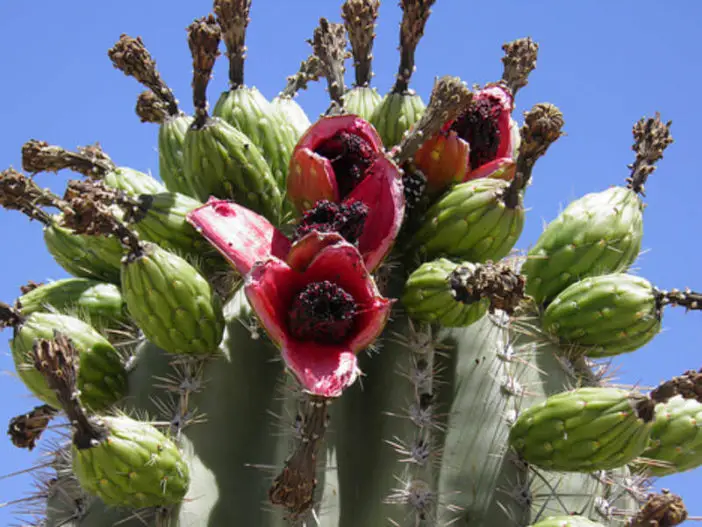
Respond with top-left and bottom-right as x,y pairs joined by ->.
541,274 -> 661,357
7,311 -> 127,411
413,177 -> 525,263
17,278 -> 129,329
369,91 -> 426,148
43,220 -> 123,284
72,415 -> 189,508
213,86 -> 297,187
343,86 -> 382,122
102,166 -> 165,196
521,187 -> 643,306
158,114 -> 195,196
126,191 -> 218,260
271,95 -> 312,139
509,387 -> 654,472
402,258 -> 488,326
528,516 -> 605,527
121,243 -> 224,355
183,117 -> 283,223
643,395 -> 702,476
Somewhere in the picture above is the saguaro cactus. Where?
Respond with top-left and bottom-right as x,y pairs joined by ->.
2,2 -> 700,527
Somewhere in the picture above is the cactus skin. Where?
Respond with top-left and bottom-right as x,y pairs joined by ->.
102,166 -> 166,196
528,516 -> 605,527
10,312 -> 127,411
413,178 -> 524,264
43,221 -> 124,284
509,387 -> 653,472
343,86 -> 382,122
213,86 -> 297,188
542,274 -> 661,357
17,278 -> 129,329
402,258 -> 488,326
369,91 -> 426,148
271,96 -> 312,139
644,395 -> 702,476
182,118 -> 283,223
522,187 -> 643,305
159,114 -> 195,196
121,243 -> 224,355
72,415 -> 190,508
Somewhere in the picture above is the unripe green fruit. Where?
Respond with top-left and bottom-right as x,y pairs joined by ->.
102,167 -> 165,196
121,243 -> 224,355
72,415 -> 189,508
43,221 -> 123,284
158,114 -> 195,196
17,278 -> 129,330
10,312 -> 127,411
522,187 -> 643,305
509,387 -> 653,472
369,91 -> 425,148
541,274 -> 661,357
528,516 -> 605,527
413,178 -> 524,263
343,86 -> 382,122
644,395 -> 702,476
271,96 -> 312,139
213,86 -> 297,188
402,258 -> 488,327
183,118 -> 283,223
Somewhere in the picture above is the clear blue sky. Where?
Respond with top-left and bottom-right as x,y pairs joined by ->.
1,0 -> 700,523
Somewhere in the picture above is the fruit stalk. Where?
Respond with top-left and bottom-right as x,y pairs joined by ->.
393,0 -> 436,94
189,15 -> 222,129
501,37 -> 539,99
342,0 -> 380,88
214,0 -> 251,90
312,18 -> 349,110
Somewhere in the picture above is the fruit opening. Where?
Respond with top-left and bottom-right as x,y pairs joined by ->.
314,130 -> 376,199
288,280 -> 358,343
450,95 -> 503,169
293,200 -> 369,246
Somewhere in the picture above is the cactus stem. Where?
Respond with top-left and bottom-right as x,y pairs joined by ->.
500,37 -> 539,99
392,75 -> 473,165
626,112 -> 674,197
136,90 -> 169,124
312,18 -> 349,112
214,0 -> 251,90
392,0 -> 436,94
449,262 -> 526,315
0,167 -> 67,225
279,54 -> 323,99
188,15 -> 222,129
7,404 -> 58,451
31,334 -> 107,449
107,34 -> 180,117
503,103 -> 565,208
655,287 -> 702,311
627,489 -> 688,527
268,394 -> 331,517
21,140 -> 116,180
341,0 -> 380,88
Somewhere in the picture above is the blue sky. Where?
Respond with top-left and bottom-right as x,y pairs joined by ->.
0,0 -> 700,523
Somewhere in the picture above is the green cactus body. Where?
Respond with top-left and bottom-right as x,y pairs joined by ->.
343,86 -> 382,122
522,187 -> 643,306
369,91 -> 426,148
10,312 -> 127,411
43,221 -> 123,284
129,191 -> 214,259
542,274 -> 661,357
72,415 -> 189,508
102,166 -> 165,196
159,114 -> 195,196
183,118 -> 283,223
644,395 -> 702,476
121,243 -> 224,355
509,387 -> 653,472
213,86 -> 297,188
528,516 -> 605,527
271,95 -> 312,139
17,278 -> 129,329
402,258 -> 488,326
414,178 -> 525,263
